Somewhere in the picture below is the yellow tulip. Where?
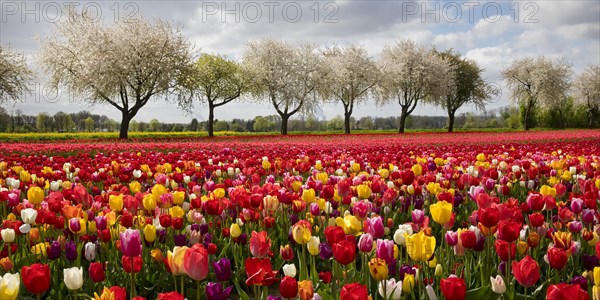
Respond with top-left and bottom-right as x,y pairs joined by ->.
476,153 -> 486,162
402,274 -> 415,292
335,215 -> 362,236
143,194 -> 157,211
292,181 -> 302,192
19,171 -> 31,182
560,171 -> 572,181
368,257 -> 388,281
94,287 -> 116,300
230,223 -> 241,238
412,164 -> 422,176
378,169 -> 389,179
109,194 -> 124,212
213,188 -> 225,199
430,200 -> 453,225
172,191 -> 185,205
292,221 -> 312,245
357,184 -> 372,199
307,236 -> 320,256
516,241 -> 529,256
151,184 -> 167,198
0,273 -> 20,300
317,172 -> 328,183
262,160 -> 271,170
167,246 -> 188,276
169,206 -> 184,219
351,163 -> 361,173
405,231 -> 436,261
144,224 -> 156,243
302,188 -> 316,203
27,186 -> 44,205
594,266 -> 600,286
539,185 -> 556,197
129,181 -> 141,194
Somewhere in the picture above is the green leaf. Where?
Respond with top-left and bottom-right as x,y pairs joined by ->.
465,286 -> 500,300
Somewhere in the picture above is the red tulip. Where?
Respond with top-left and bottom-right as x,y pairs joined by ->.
249,231 -> 271,258
478,207 -> 499,227
511,255 -> 540,287
244,258 -> 278,286
319,271 -> 332,284
340,283 -> 369,300
333,239 -> 356,265
324,226 -> 346,246
440,276 -> 467,300
89,262 -> 106,282
498,219 -> 521,242
546,283 -> 590,300
547,247 -> 568,270
459,230 -> 477,249
121,255 -> 143,273
182,243 -> 209,281
21,263 -> 51,294
280,276 -> 298,298
494,240 -> 516,261
109,286 -> 127,300
528,213 -> 545,227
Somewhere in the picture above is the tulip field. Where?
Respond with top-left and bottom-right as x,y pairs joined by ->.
1,129 -> 600,300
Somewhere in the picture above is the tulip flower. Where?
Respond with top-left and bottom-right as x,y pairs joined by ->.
212,258 -> 232,282
0,273 -> 19,300
167,246 -> 188,276
279,276 -> 298,298
89,262 -> 106,283
121,255 -> 143,273
27,186 -> 44,205
364,216 -> 385,239
206,282 -> 233,300
64,267 -> 83,291
21,263 -> 51,295
335,215 -> 362,236
21,208 -> 37,224
85,242 -> 97,261
490,275 -> 506,294
378,278 -> 402,300
340,283 -> 369,300
405,231 -> 436,261
298,280 -> 314,300
394,224 -> 413,246
498,219 -> 521,242
512,255 -> 540,288
333,239 -> 356,265
430,200 -> 452,225
376,239 -> 395,264
158,292 -> 185,300
120,229 -> 142,257
109,194 -> 124,211
282,264 -> 297,278
547,247 -> 568,270
1,229 -> 15,243
440,276 -> 466,300
307,236 -> 320,256
292,220 -> 312,245
324,226 -> 346,245
244,258 -> 278,286
144,224 -> 157,243
183,243 -> 209,281
546,283 -> 590,300
358,233 -> 374,253
369,257 -> 388,281
249,231 -> 271,258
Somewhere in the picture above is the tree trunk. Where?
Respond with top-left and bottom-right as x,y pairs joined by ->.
207,104 -> 215,137
344,112 -> 351,134
448,110 -> 455,133
119,112 -> 131,139
399,108 -> 408,133
280,114 -> 289,135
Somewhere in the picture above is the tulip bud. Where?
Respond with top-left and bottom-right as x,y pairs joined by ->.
490,275 -> 506,294
282,263 -> 297,278
1,229 -> 15,243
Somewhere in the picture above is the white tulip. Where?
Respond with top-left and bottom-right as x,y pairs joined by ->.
490,275 -> 506,294
282,264 -> 296,278
393,224 -> 413,246
85,242 -> 96,261
63,267 -> 83,290
378,278 -> 402,300
132,170 -> 142,178
20,208 -> 38,224
1,229 -> 15,243
18,223 -> 31,234
50,181 -> 60,191
425,284 -> 437,300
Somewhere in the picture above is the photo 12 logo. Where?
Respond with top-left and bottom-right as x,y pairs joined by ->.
200,1 -> 339,23
400,1 -> 539,23
1,1 -> 140,24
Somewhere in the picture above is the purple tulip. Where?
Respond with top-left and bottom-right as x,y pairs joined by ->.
212,258 -> 232,282
376,239 -> 394,264
48,240 -> 62,260
190,224 -> 200,232
411,209 -> 425,224
120,229 -> 142,257
582,209 -> 595,224
445,231 -> 458,246
358,234 -> 373,253
95,216 -> 107,231
69,218 -> 81,233
570,198 -> 584,214
498,261 -> 506,276
309,203 -> 320,216
65,240 -> 77,261
570,276 -> 588,291
319,242 -> 332,260
485,178 -> 495,191
568,221 -> 582,233
582,254 -> 599,271
238,233 -> 247,245
200,224 -> 209,235
206,282 -> 233,300
174,234 -> 187,247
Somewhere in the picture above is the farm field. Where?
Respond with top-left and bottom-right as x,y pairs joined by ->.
0,129 -> 599,299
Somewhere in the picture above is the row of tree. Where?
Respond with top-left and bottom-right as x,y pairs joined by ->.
1,10 -> 599,138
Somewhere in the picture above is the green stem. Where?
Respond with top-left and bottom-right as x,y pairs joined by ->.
197,280 -> 201,300
181,275 -> 184,296
130,271 -> 136,298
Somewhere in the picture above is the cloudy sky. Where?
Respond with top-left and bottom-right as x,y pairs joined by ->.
1,0 -> 599,123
